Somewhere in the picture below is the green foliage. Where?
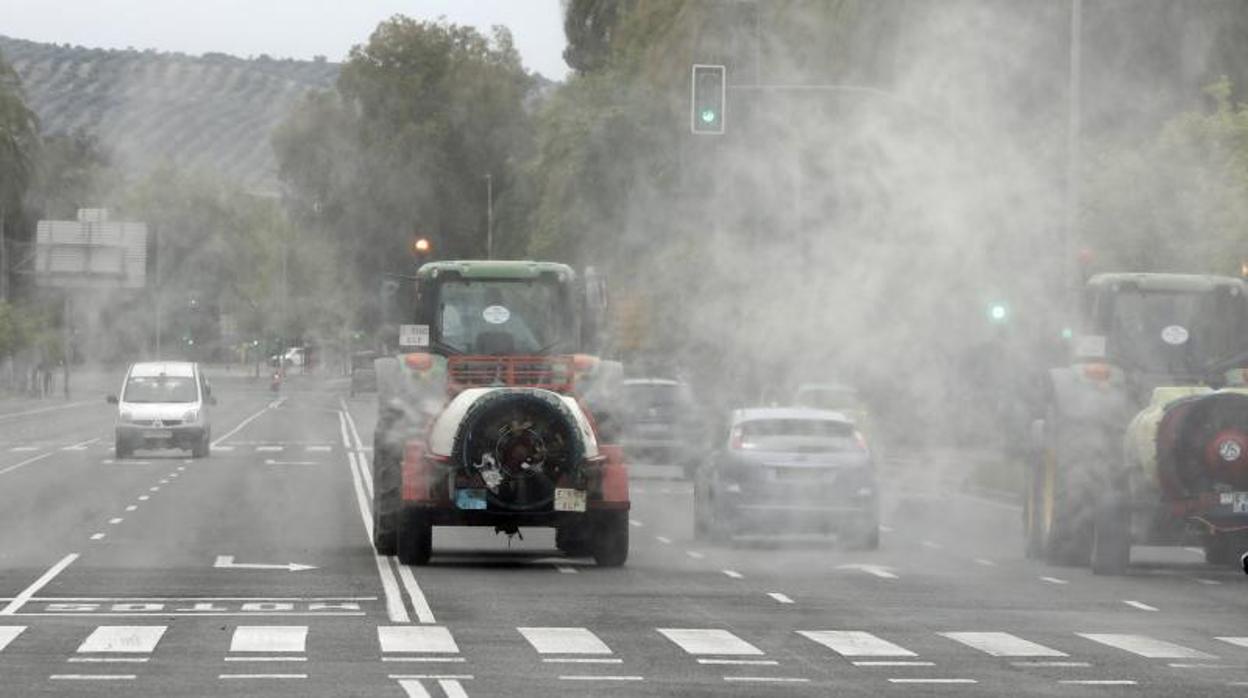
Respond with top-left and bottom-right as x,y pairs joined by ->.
0,52 -> 39,213
1083,76 -> 1248,274
275,16 -> 535,300
28,128 -> 114,219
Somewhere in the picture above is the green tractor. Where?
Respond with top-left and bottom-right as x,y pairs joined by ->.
1025,273 -> 1248,574
370,261 -> 630,567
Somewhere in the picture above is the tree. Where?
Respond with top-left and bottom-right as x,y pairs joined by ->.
0,51 -> 39,301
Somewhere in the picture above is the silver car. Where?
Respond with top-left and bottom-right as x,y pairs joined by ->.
108,361 -> 214,458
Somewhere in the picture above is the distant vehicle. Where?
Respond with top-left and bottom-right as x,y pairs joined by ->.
694,407 -> 879,548
618,378 -> 704,476
108,361 -> 215,459
350,350 -> 378,396
269,347 -> 306,368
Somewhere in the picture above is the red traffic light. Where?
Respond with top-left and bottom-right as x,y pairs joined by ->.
414,238 -> 431,254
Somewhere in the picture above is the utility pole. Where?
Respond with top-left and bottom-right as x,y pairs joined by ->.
1065,0 -> 1083,313
154,226 -> 161,357
0,201 -> 7,302
485,174 -> 494,260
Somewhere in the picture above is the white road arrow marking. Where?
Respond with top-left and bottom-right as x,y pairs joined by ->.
213,556 -> 317,572
836,563 -> 898,579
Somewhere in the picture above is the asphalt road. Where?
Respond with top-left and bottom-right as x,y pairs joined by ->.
1,372 -> 1247,696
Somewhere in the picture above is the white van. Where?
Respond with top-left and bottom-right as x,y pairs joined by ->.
108,361 -> 214,458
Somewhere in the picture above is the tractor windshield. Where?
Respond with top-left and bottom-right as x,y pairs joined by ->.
1104,288 -> 1248,376
436,279 -> 572,355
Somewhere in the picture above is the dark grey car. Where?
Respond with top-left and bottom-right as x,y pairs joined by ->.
618,378 -> 704,475
693,407 -> 879,548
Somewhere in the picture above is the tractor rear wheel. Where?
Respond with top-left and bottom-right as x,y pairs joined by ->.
591,511 -> 629,567
1037,408 -> 1097,567
373,443 -> 400,556
1090,493 -> 1131,575
397,507 -> 432,566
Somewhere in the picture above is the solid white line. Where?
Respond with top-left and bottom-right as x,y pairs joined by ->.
0,553 -> 79,615
697,658 -> 778,665
439,679 -> 470,698
1123,600 -> 1158,612
67,657 -> 149,663
1011,661 -> 1091,667
395,559 -> 436,624
519,627 -> 611,655
211,403 -> 272,447
388,674 -> 474,680
50,674 -> 136,680
219,673 -> 307,679
658,628 -> 764,656
0,400 -> 91,421
344,422 -> 374,499
342,431 -> 408,623
889,678 -> 977,684
722,570 -> 744,579
558,675 -> 644,681
0,452 -> 54,477
256,446 -> 283,452
941,632 -> 1068,657
1196,578 -> 1222,585
1169,663 -> 1234,668
543,658 -> 623,664
723,677 -> 809,683
223,657 -> 308,662
1079,634 -> 1214,659
383,657 -> 467,663
799,630 -> 916,657
1040,576 -> 1068,585
1060,680 -> 1136,685
768,592 -> 794,604
853,661 -> 935,666
339,398 -> 368,451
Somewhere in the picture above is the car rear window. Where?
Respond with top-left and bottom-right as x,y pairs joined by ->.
736,418 -> 858,452
123,376 -> 198,403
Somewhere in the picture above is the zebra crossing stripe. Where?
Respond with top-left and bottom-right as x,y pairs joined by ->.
77,626 -> 167,653
519,627 -> 612,655
229,626 -> 307,653
0,626 -> 26,651
657,629 -> 763,656
798,630 -> 917,657
1078,633 -> 1214,659
941,632 -> 1067,657
379,626 -> 459,654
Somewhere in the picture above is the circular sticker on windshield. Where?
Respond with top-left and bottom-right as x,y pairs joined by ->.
1161,325 -> 1189,346
482,305 -> 511,324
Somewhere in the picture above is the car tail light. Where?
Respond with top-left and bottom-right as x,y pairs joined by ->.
730,427 -> 745,449
1082,362 -> 1112,382
854,430 -> 869,452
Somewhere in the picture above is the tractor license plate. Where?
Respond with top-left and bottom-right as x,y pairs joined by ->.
1225,492 -> 1248,513
554,488 -> 587,512
455,488 -> 488,510
142,430 -> 171,440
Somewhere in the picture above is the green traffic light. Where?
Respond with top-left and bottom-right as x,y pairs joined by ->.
1061,327 -> 1074,340
988,303 -> 1008,322
700,108 -> 717,124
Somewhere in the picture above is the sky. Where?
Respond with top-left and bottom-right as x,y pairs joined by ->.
0,0 -> 571,79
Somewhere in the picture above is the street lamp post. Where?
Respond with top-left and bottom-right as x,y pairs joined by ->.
485,174 -> 494,260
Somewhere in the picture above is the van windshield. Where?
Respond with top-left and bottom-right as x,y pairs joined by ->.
123,376 -> 198,403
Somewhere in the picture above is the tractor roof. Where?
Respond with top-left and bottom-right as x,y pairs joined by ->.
415,260 -> 576,281
1088,272 -> 1246,293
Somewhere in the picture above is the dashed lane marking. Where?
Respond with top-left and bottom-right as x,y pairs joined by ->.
658,629 -> 764,656
629,519 -> 643,528
921,540 -> 943,550
798,630 -> 917,658
655,536 -> 672,544
889,678 -> 977,684
520,627 -> 612,655
77,626 -> 167,653
557,675 -> 643,681
108,518 -> 123,525
698,658 -> 778,665
50,674 -> 136,680
1039,576 -> 1068,585
64,438 -> 101,451
686,551 -> 705,559
138,495 -> 150,501
1196,578 -> 1222,585
973,558 -> 996,567
941,632 -> 1067,657
1123,600 -> 1159,612
853,661 -> 935,667
543,658 -> 622,664
256,446 -> 284,452
1079,634 -> 1214,659
90,533 -> 105,541
1060,680 -> 1137,685
722,570 -> 744,579
219,673 -> 307,679
768,592 -> 794,604
554,566 -> 578,574
723,677 -> 810,683
1012,661 -> 1091,668
10,446 -> 39,452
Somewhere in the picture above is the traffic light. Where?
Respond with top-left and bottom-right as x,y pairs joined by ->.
413,237 -> 431,255
691,64 -> 726,135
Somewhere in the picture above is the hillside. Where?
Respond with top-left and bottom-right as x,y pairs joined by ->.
0,36 -> 339,194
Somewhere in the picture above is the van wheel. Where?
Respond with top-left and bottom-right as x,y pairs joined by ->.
192,432 -> 210,458
397,507 -> 432,566
115,439 -> 132,459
